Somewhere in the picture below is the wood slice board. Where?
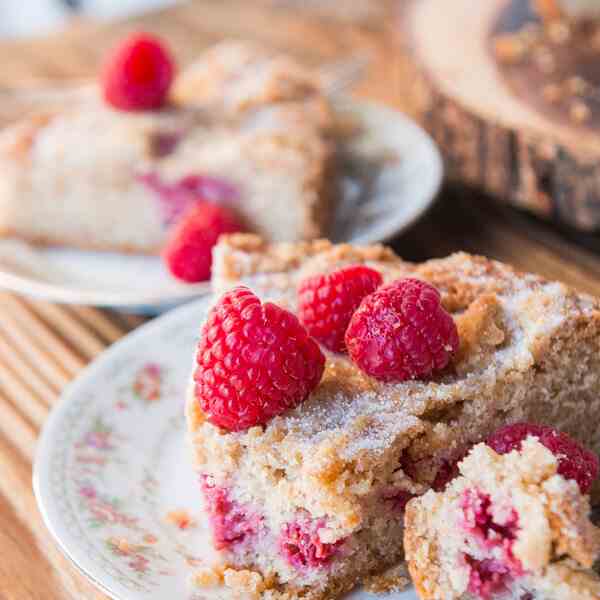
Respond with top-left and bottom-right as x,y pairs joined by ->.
401,0 -> 600,232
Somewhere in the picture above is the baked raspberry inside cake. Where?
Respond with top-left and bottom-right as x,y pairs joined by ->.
185,234 -> 600,599
404,434 -> 600,599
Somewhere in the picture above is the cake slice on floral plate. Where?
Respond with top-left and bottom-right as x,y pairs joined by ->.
184,234 -> 600,599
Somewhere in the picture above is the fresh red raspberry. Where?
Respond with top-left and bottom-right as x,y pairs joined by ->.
486,423 -> 599,494
279,519 -> 344,570
102,32 -> 175,111
345,278 -> 459,382
194,287 -> 325,431
162,201 -> 242,283
298,265 -> 382,353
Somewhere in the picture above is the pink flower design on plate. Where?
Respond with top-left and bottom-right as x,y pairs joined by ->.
84,431 -> 113,450
129,554 -> 150,574
132,363 -> 164,403
79,484 -> 138,529
79,485 -> 96,499
76,418 -> 115,452
106,537 -> 165,578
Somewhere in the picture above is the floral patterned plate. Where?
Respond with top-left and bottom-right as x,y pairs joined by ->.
34,296 -> 418,600
2,99 -> 442,315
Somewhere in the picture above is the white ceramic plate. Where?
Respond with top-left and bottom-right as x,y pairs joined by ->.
0,99 -> 442,314
34,295 -> 418,600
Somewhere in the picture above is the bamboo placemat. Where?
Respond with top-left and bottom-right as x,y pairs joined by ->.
0,292 -> 146,598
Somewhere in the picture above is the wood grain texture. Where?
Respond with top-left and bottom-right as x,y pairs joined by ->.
0,1 -> 600,599
401,0 -> 600,232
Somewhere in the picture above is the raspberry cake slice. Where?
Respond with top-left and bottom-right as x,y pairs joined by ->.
404,430 -> 600,599
0,42 -> 335,254
185,233 -> 600,599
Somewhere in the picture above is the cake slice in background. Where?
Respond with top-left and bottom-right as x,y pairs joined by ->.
0,40 -> 336,255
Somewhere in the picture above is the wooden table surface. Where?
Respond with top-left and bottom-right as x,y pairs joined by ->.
2,1 -> 600,598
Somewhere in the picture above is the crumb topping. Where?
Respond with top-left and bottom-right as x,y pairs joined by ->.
207,235 -> 596,448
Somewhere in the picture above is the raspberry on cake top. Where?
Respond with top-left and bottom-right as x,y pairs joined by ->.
102,32 -> 175,111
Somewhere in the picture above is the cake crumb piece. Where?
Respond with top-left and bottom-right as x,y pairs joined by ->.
454,293 -> 505,375
364,562 -> 411,594
192,566 -> 225,588
192,567 -> 269,600
165,509 -> 196,530
107,537 -> 134,554
223,568 -> 266,599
